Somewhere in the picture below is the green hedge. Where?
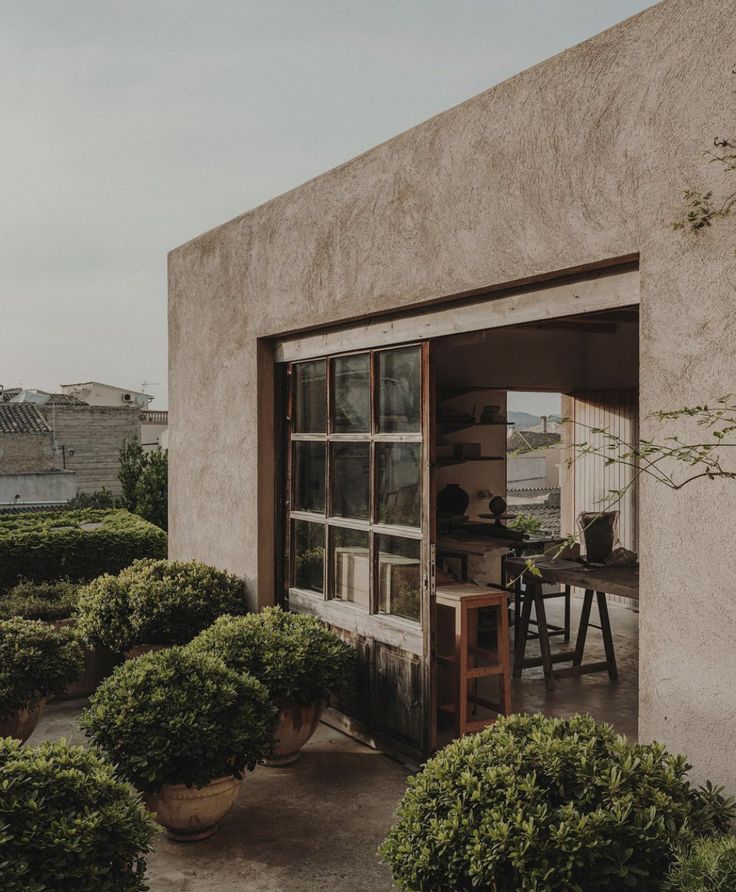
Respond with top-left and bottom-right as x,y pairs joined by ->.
0,580 -> 80,621
0,509 -> 167,591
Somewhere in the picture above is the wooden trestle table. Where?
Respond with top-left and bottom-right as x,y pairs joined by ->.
503,557 -> 639,692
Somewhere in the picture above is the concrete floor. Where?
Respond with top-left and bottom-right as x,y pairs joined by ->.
510,597 -> 639,741
31,708 -> 407,892
30,599 -> 638,892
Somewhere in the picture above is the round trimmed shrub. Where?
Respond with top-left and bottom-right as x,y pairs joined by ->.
380,714 -> 734,891
0,737 -> 156,892
76,558 -> 248,652
665,835 -> 736,890
0,618 -> 84,719
0,579 -> 79,622
81,646 -> 276,793
188,606 -> 356,705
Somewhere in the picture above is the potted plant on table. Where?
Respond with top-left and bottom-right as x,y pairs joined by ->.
76,558 -> 249,657
189,606 -> 356,766
0,737 -> 156,891
81,646 -> 275,841
0,579 -> 120,699
0,618 -> 84,741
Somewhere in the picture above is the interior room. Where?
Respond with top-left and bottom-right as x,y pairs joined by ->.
431,307 -> 640,746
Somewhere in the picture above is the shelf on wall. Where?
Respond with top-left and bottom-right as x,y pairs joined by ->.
438,420 -> 514,433
437,385 -> 504,400
434,456 -> 505,468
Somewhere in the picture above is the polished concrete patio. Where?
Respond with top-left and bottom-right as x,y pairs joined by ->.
31,599 -> 638,891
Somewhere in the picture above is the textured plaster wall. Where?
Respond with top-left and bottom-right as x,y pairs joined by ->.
169,0 -> 736,786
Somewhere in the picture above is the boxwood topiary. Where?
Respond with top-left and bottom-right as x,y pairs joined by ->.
0,579 -> 79,622
0,737 -> 156,892
665,835 -> 736,890
188,606 -> 356,706
81,646 -> 276,793
76,558 -> 249,652
380,713 -> 735,892
0,508 -> 166,590
0,618 -> 84,719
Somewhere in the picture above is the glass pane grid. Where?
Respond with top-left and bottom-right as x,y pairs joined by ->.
288,346 -> 423,623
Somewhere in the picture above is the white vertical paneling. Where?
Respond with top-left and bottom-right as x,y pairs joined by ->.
567,390 -> 639,553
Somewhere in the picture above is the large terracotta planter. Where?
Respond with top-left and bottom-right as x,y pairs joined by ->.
266,701 -> 323,767
124,643 -> 168,660
145,774 -> 243,842
50,618 -> 121,700
0,699 -> 46,742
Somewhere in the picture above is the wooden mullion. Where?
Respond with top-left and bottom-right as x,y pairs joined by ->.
291,432 -> 327,442
371,523 -> 422,540
325,516 -> 371,532
284,364 -> 294,597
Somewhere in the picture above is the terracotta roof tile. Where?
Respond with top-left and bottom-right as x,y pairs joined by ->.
0,404 -> 52,433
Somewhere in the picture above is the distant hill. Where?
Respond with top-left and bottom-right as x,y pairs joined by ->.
507,411 -> 561,430
508,411 -> 540,429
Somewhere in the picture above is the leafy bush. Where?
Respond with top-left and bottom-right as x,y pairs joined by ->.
76,558 -> 249,652
81,646 -> 276,793
666,836 -> 736,891
0,737 -> 156,892
0,509 -> 167,591
67,488 -> 122,509
0,618 -> 84,719
134,448 -> 168,531
119,437 -> 168,531
508,512 -> 544,534
189,606 -> 356,705
380,714 -> 734,891
0,579 -> 79,621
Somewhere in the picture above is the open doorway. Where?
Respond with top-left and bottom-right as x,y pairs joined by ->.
276,266 -> 640,761
431,306 -> 639,747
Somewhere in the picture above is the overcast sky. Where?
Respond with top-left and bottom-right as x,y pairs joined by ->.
1,0 -> 654,410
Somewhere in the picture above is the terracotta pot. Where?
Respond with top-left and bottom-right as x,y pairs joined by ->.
124,643 -> 168,660
145,774 -> 242,842
48,618 -> 121,700
266,701 -> 323,767
60,645 -> 121,699
0,699 -> 46,742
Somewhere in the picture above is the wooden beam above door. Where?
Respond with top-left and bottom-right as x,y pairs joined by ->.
274,267 -> 640,363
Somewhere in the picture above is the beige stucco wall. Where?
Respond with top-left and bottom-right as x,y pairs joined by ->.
169,0 -> 736,787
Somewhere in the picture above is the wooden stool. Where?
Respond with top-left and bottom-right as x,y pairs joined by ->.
436,583 -> 512,736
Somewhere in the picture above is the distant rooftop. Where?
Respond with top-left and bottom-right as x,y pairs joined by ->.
61,381 -> 154,399
0,404 -> 52,434
1,388 -> 87,406
507,431 -> 562,452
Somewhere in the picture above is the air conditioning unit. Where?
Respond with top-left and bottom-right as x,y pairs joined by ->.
121,392 -> 134,403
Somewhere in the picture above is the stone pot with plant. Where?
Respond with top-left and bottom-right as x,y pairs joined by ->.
81,646 -> 275,841
0,579 -> 120,698
76,558 -> 249,658
190,606 -> 356,766
0,618 -> 84,741
0,737 -> 156,891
